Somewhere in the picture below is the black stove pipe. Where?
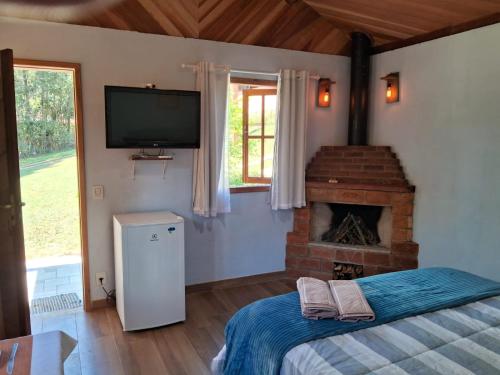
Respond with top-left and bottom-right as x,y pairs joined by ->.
348,32 -> 372,146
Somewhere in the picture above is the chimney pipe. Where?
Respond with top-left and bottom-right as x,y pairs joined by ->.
348,32 -> 372,145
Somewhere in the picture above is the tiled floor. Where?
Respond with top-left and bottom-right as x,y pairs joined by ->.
26,255 -> 83,306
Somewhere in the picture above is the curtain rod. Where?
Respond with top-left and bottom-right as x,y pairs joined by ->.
231,68 -> 321,80
181,64 -> 320,80
231,68 -> 280,77
181,63 -> 229,72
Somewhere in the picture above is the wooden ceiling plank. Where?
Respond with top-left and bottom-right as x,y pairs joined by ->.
77,0 -> 165,35
318,12 -> 416,40
223,0 -> 274,42
380,0 -> 488,26
305,0 -> 500,36
305,0 -> 449,30
199,0 -> 220,22
372,34 -> 395,46
180,0 -> 199,20
309,27 -> 350,55
280,18 -> 327,51
199,0 -> 235,30
373,12 -> 500,54
100,9 -> 133,30
305,0 -> 431,36
414,0 -> 500,21
200,0 -> 249,41
155,0 -> 199,38
199,0 -> 226,18
114,0 -> 167,34
260,0 -> 322,48
301,10 -> 401,42
201,0 -> 271,43
135,0 -> 184,36
240,2 -> 289,44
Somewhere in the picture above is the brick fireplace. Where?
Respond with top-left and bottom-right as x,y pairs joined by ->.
285,32 -> 418,280
286,145 -> 419,280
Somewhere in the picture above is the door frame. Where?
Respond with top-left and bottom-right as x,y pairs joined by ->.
14,58 -> 91,312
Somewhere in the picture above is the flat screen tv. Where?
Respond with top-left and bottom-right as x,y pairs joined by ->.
105,86 -> 200,148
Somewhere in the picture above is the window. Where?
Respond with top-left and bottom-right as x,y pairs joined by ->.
228,78 -> 277,190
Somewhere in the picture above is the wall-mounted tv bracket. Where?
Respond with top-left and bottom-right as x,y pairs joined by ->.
130,149 -> 173,180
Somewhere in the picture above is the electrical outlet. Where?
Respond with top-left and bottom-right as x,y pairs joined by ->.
96,272 -> 106,287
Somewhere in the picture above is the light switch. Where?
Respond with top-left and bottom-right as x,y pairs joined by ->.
92,185 -> 104,200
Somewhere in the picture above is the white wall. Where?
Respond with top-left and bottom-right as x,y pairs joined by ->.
0,17 -> 350,300
370,24 -> 500,281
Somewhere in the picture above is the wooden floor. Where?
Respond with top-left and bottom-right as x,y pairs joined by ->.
30,279 -> 295,375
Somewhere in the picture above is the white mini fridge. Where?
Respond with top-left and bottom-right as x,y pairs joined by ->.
113,211 -> 185,331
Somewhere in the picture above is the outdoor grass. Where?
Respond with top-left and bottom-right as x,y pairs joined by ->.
20,150 -> 81,260
20,149 -> 75,168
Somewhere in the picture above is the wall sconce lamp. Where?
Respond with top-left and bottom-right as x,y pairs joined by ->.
381,72 -> 399,103
317,78 -> 335,108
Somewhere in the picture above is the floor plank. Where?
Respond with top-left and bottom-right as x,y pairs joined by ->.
33,279 -> 291,374
79,335 -> 124,375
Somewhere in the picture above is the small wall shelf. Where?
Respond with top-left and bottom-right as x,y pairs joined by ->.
130,153 -> 173,179
130,154 -> 173,161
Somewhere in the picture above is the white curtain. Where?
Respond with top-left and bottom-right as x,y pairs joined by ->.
192,61 -> 231,217
271,69 -> 309,210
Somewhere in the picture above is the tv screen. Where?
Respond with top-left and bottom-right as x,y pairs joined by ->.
105,86 -> 200,148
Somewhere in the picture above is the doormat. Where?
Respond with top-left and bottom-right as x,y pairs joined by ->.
30,293 -> 82,314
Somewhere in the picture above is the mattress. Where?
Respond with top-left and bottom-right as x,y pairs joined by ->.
213,295 -> 500,374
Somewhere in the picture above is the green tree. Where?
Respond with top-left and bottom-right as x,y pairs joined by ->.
15,68 -> 75,158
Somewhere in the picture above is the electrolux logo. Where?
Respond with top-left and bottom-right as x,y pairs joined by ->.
150,233 -> 159,241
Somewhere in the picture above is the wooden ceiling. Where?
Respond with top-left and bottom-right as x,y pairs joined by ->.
0,0 -> 499,56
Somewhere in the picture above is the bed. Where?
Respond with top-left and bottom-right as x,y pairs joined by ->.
212,268 -> 500,375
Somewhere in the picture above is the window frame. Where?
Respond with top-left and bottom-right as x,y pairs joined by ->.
228,77 -> 277,193
242,88 -> 277,184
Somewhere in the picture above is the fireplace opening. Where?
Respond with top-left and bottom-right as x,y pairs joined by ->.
323,204 -> 382,245
310,202 -> 392,248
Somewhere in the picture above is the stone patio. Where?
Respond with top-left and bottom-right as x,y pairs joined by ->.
26,256 -> 83,309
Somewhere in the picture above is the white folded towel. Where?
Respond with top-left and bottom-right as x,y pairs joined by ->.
297,277 -> 375,322
328,280 -> 375,322
296,277 -> 338,319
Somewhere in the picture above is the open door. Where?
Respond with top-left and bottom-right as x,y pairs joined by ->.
0,49 -> 31,339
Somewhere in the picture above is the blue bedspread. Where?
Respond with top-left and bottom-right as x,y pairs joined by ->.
223,267 -> 500,375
